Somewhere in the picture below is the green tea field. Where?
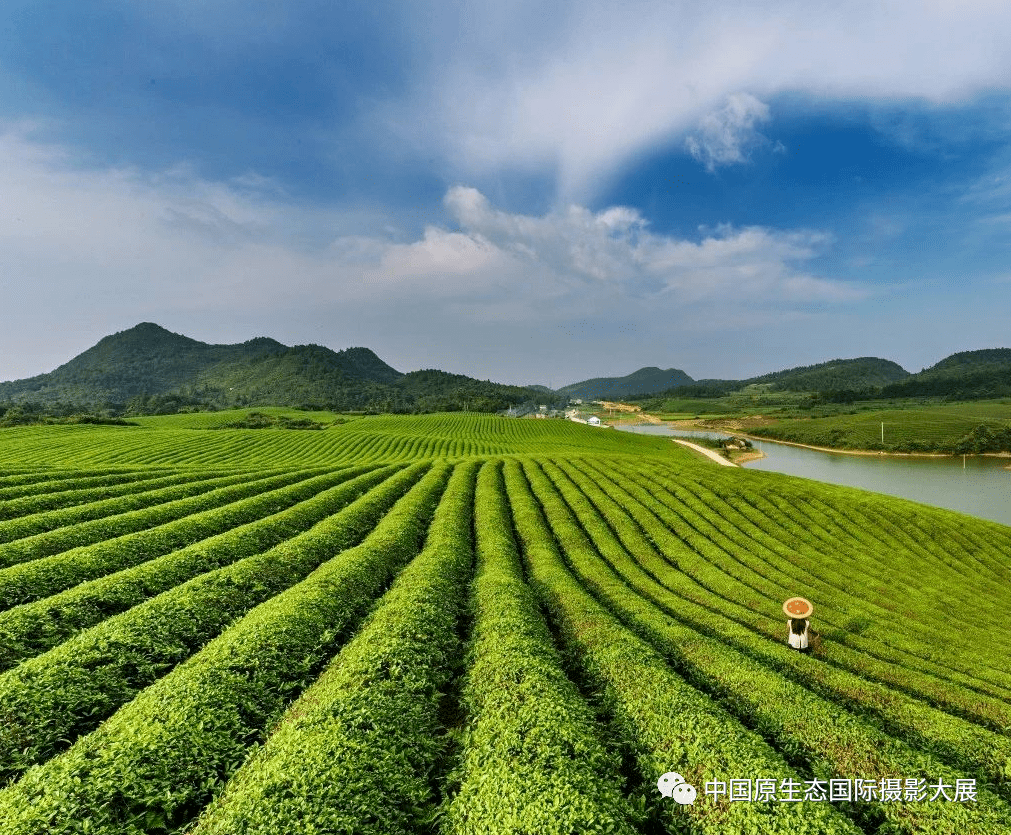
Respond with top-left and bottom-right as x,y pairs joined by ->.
0,414 -> 1008,834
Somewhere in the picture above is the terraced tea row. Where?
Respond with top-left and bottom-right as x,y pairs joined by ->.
0,464 -> 394,672
0,424 -> 1007,833
187,461 -> 478,834
444,461 -> 641,834
0,470 -> 210,511
503,457 -> 872,834
611,458 -> 1011,667
0,470 -> 300,570
553,458 -> 1011,792
0,414 -> 674,469
0,462 -> 452,832
516,459 -> 1011,833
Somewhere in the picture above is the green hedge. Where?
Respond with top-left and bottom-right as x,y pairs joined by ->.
560,458 -> 1011,798
0,462 -> 424,787
0,469 -> 319,607
521,459 -> 1011,835
0,461 -> 451,834
0,470 -> 284,570
610,460 -> 1011,719
0,471 -> 222,523
189,461 -> 478,834
505,458 -> 864,835
0,463 -> 387,671
443,460 -> 642,835
0,470 -> 165,505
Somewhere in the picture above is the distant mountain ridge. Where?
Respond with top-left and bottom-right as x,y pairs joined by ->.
557,366 -> 694,400
0,323 -> 550,414
4,324 -> 1009,413
560,351 -> 1011,402
737,350 -> 1011,400
556,358 -> 908,401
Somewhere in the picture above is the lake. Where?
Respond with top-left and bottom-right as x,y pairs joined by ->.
618,424 -> 1011,528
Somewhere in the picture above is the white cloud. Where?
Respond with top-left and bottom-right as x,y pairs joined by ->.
60,4 -> 1011,207
388,0 -> 1011,200
429,185 -> 864,311
0,130 -> 871,381
685,93 -> 774,172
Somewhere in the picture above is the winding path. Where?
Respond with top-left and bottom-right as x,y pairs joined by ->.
671,438 -> 738,467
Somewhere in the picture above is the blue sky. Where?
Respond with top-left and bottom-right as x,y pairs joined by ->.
1,1 -> 1009,387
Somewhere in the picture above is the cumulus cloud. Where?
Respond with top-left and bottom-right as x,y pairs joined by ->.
430,186 -> 862,311
0,129 -> 869,381
685,93 -> 775,172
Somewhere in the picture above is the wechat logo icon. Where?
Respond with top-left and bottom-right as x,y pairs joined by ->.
657,771 -> 697,805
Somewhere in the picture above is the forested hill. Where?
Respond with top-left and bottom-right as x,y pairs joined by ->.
747,357 -> 910,391
0,324 -> 286,406
879,348 -> 1011,399
0,323 -> 551,414
563,358 -> 909,401
557,366 -> 694,400
626,357 -> 910,401
629,350 -> 1011,403
393,370 -> 550,413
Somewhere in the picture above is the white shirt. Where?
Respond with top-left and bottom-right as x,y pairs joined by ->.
788,624 -> 809,649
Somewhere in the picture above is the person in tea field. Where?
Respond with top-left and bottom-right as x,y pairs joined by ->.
787,617 -> 812,654
783,596 -> 816,654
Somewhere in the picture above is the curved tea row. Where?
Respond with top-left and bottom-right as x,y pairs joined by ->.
0,415 -> 1007,833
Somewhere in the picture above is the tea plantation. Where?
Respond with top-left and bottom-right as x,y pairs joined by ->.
0,414 -> 1008,834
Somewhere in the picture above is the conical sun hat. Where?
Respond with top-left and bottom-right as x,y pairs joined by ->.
783,597 -> 813,618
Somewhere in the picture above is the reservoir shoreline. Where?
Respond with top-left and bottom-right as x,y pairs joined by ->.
739,432 -> 1011,472
638,417 -> 1011,471
617,421 -> 1011,526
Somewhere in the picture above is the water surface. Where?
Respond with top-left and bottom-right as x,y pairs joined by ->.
619,424 -> 1011,527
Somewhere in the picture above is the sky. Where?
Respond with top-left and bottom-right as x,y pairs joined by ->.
1,1 -> 1010,387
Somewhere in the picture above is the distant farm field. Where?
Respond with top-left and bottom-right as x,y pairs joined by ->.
0,413 -> 1008,834
128,406 -> 360,429
750,401 -> 1011,453
0,413 -> 671,469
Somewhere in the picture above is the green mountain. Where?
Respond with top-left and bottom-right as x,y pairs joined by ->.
0,324 -> 284,406
748,357 -> 910,392
557,366 -> 694,400
0,323 -> 547,414
184,343 -> 405,412
394,370 -> 552,413
633,350 -> 1011,404
880,348 -> 1011,399
626,357 -> 911,402
557,358 -> 905,403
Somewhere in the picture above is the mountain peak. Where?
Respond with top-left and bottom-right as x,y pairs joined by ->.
0,323 -> 539,412
99,322 -> 202,348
